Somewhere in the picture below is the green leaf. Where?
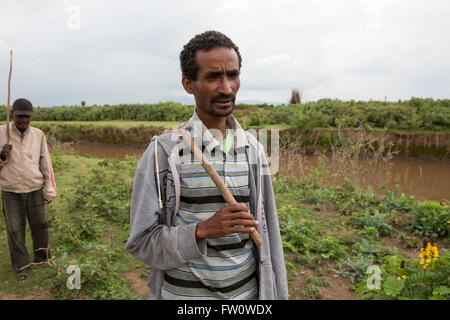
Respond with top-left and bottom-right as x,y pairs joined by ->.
433,286 -> 450,296
282,241 -> 297,253
384,276 -> 405,297
429,295 -> 446,300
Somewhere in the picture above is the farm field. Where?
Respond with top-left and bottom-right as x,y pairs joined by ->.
32,120 -> 181,129
0,120 -> 180,129
0,147 -> 448,300
1,97 -> 449,132
0,154 -> 148,300
3,120 -> 448,159
0,98 -> 448,300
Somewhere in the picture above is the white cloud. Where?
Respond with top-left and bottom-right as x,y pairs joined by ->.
0,0 -> 449,106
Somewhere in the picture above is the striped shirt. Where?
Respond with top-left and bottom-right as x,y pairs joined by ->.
161,125 -> 258,300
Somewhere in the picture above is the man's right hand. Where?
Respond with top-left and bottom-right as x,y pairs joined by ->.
1,144 -> 12,161
195,203 -> 259,240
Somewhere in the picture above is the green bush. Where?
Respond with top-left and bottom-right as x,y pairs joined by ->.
0,102 -> 194,122
411,201 -> 449,238
44,155 -> 141,299
71,159 -> 137,224
247,112 -> 269,126
2,97 -> 448,131
356,248 -> 450,300
350,210 -> 394,239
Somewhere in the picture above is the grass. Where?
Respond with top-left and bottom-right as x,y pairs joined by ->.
0,130 -> 448,300
2,120 -> 447,159
247,123 -> 291,129
3,120 -> 447,133
31,120 -> 180,129
275,170 -> 449,298
0,153 -> 149,300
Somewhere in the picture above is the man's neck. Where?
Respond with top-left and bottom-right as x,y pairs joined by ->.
195,108 -> 228,140
12,123 -> 27,136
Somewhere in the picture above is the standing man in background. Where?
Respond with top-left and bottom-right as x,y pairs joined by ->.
0,98 -> 57,281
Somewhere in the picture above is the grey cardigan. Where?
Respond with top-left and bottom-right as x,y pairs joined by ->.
125,116 -> 288,300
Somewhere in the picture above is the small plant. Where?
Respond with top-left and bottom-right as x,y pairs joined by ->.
71,159 -> 136,224
335,254 -> 374,284
307,276 -> 331,288
350,210 -> 393,239
314,236 -> 349,260
419,242 -> 439,270
411,201 -> 449,238
301,283 -> 321,299
383,191 -> 416,213
356,243 -> 450,300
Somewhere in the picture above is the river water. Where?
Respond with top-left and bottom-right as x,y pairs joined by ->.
72,142 -> 450,202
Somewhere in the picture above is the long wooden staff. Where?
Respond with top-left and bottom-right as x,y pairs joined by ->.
6,50 -> 13,144
178,127 -> 263,247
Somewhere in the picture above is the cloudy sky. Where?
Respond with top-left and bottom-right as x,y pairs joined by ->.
0,0 -> 449,107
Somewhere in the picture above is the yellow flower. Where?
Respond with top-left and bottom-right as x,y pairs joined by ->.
418,242 -> 439,271
402,275 -> 407,280
397,277 -> 401,280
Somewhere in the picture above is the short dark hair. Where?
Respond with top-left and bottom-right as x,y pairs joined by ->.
180,30 -> 242,80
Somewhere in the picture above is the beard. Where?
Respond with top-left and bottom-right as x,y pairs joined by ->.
206,93 -> 236,117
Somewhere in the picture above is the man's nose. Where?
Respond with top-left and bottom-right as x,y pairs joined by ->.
218,77 -> 233,95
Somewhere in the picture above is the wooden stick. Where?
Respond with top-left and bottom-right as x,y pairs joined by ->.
178,128 -> 263,247
6,50 -> 13,144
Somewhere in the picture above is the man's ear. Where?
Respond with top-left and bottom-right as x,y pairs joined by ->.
182,76 -> 195,94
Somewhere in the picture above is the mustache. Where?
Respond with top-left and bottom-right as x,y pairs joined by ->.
211,93 -> 236,103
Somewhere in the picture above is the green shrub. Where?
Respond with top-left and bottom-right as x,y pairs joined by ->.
247,112 -> 269,126
71,158 -> 137,224
350,210 -> 394,239
411,201 -> 449,238
356,248 -> 450,300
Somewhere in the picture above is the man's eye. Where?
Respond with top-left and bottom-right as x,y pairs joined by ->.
206,75 -> 219,80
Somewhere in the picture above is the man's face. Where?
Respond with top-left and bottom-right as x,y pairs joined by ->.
183,47 -> 240,118
12,112 -> 32,133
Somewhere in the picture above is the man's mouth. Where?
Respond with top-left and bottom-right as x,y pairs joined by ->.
214,99 -> 232,107
212,95 -> 235,107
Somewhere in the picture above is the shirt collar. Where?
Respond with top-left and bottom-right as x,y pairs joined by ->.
12,123 -> 30,137
184,108 -> 249,153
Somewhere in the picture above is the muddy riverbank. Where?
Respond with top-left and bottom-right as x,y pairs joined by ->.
35,122 -> 450,157
70,142 -> 450,202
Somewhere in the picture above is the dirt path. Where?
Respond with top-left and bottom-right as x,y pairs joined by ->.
0,288 -> 50,300
122,271 -> 148,298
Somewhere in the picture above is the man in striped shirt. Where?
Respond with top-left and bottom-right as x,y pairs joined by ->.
162,110 -> 259,299
126,31 -> 288,300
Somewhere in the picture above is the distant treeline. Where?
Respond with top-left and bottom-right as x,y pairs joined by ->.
0,98 -> 449,131
237,98 -> 450,131
0,101 -> 194,122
